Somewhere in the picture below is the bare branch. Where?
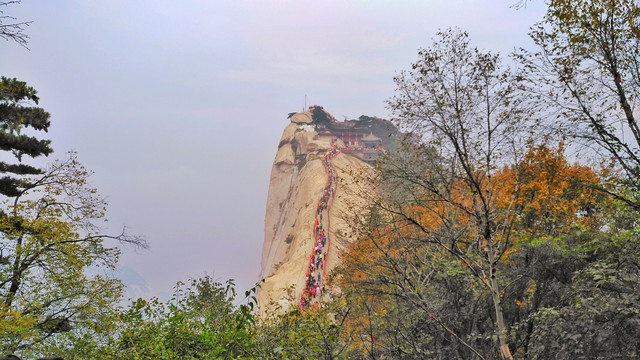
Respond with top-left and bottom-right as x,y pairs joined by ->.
0,1 -> 31,49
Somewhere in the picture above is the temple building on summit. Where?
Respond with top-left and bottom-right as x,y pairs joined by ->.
310,106 -> 393,163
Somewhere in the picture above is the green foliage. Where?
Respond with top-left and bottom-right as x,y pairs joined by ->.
49,277 -> 360,360
254,295 -> 355,360
0,153 -> 143,358
70,276 -> 262,360
504,226 -> 640,359
0,77 -> 52,197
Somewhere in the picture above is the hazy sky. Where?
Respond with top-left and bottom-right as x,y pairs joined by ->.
1,1 -> 547,300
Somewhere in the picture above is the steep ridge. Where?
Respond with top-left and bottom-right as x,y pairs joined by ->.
259,108 -> 396,316
300,144 -> 349,309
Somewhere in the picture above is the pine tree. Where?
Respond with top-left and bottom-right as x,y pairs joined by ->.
0,76 -> 52,197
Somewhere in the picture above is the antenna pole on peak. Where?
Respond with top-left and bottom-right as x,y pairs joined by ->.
304,94 -> 307,111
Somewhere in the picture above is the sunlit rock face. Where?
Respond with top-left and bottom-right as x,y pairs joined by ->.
259,108 -> 396,316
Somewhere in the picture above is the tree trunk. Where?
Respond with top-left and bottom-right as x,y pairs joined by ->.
483,233 -> 513,360
490,276 -> 513,360
4,235 -> 23,308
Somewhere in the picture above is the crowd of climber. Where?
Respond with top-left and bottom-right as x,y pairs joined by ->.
300,144 -> 343,309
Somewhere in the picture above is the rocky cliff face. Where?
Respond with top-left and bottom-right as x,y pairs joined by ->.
259,109 -> 394,315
